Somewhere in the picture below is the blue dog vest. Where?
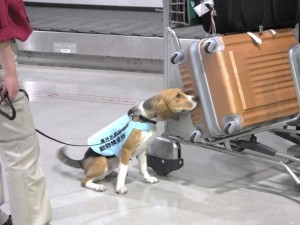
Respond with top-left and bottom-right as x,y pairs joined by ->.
88,114 -> 155,157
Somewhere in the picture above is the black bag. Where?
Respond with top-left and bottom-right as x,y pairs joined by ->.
202,0 -> 300,34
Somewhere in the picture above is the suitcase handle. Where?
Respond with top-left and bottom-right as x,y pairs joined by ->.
247,32 -> 262,45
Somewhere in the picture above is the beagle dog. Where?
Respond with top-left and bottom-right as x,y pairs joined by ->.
57,88 -> 197,194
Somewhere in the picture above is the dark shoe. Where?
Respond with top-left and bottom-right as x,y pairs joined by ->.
3,215 -> 12,225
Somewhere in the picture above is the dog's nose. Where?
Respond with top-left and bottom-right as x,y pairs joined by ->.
192,96 -> 198,102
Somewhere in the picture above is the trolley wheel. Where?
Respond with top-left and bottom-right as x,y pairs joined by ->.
231,145 -> 245,152
287,145 -> 300,158
222,142 -> 245,152
229,134 -> 257,152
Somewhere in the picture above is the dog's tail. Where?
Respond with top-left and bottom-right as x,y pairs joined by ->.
56,145 -> 83,169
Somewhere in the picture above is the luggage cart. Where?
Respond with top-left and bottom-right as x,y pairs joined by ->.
147,0 -> 300,189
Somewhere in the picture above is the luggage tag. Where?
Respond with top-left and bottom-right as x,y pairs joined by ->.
193,0 -> 214,17
193,0 -> 216,36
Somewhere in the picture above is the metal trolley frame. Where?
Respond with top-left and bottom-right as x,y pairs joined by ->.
147,0 -> 300,189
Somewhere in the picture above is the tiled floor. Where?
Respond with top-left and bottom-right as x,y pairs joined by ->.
2,64 -> 300,225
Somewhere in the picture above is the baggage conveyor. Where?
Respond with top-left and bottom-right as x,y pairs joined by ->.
147,0 -> 300,190
18,2 -> 208,72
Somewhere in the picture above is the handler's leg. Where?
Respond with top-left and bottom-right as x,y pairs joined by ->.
0,92 -> 52,225
0,164 -> 9,225
0,164 -> 4,207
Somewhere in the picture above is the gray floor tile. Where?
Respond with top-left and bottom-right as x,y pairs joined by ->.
2,65 -> 300,225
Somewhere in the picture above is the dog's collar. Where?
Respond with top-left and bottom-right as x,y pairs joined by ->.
137,114 -> 157,125
127,106 -> 157,125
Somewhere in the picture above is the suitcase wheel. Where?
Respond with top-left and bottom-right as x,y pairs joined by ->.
190,130 -> 203,142
224,121 -> 238,135
204,39 -> 218,53
170,51 -> 184,64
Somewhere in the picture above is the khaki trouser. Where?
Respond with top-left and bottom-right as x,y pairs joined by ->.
0,89 -> 52,225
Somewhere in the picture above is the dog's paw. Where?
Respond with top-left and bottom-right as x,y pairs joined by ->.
84,180 -> 106,192
95,184 -> 106,192
116,186 -> 128,195
145,176 -> 159,184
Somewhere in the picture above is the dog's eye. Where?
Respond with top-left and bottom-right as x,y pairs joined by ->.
176,93 -> 182,98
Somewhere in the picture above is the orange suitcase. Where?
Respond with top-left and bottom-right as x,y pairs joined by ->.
179,29 -> 300,138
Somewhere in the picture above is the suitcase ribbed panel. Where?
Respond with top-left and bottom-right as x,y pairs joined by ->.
243,100 -> 299,124
230,37 -> 299,126
242,51 -> 294,107
180,66 -> 194,95
179,63 -> 204,126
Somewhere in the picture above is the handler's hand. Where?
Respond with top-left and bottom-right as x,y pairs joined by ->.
0,41 -> 19,101
2,72 -> 19,101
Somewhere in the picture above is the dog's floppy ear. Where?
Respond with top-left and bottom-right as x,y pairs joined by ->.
157,98 -> 180,121
143,97 -> 155,112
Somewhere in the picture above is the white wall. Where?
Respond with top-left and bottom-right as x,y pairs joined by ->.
24,0 -> 163,8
